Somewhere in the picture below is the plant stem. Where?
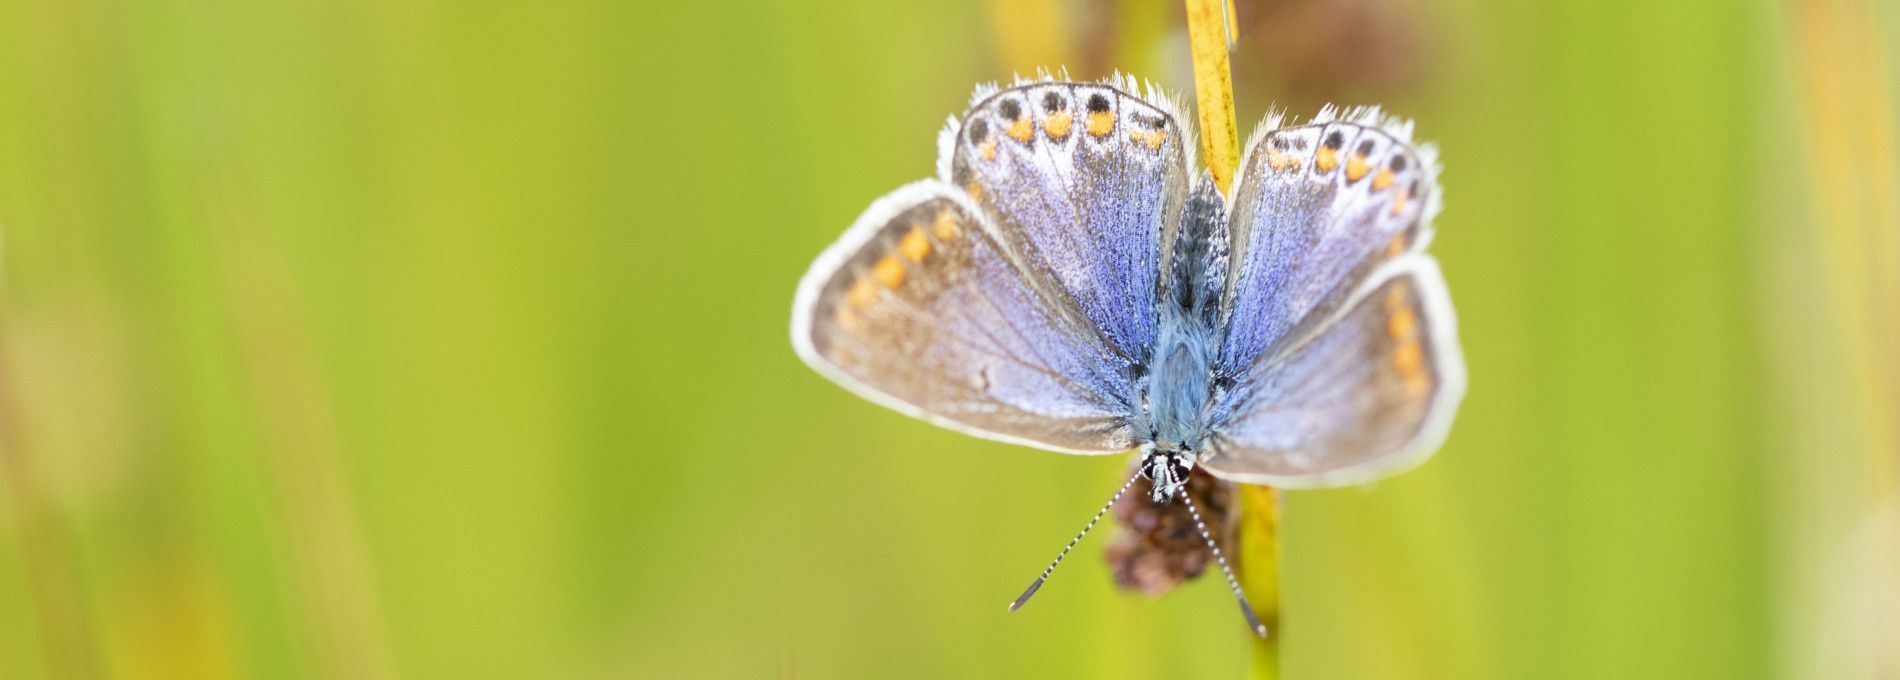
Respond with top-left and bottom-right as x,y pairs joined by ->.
1183,0 -> 1242,193
1238,485 -> 1282,679
1184,2 -> 1282,676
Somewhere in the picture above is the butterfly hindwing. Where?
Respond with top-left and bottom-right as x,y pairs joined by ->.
791,180 -> 1138,454
1201,255 -> 1465,486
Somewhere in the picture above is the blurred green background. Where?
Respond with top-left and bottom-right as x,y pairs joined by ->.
1,0 -> 1896,678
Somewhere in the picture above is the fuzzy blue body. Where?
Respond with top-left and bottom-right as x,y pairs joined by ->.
1147,296 -> 1216,451
1140,177 -> 1230,453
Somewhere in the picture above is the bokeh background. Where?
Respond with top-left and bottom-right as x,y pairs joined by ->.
1,0 -> 1896,678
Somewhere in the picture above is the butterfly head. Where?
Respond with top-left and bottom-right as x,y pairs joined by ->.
1139,445 -> 1197,504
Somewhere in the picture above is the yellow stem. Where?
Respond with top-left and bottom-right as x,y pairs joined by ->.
1184,1 -> 1280,676
1238,485 -> 1282,679
1184,0 -> 1242,193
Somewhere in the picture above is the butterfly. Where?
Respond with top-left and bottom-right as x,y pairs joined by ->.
790,74 -> 1465,637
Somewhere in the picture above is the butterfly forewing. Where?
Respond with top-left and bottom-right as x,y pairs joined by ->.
947,80 -> 1193,365
1217,116 -> 1439,377
1201,255 -> 1464,486
792,180 -> 1138,454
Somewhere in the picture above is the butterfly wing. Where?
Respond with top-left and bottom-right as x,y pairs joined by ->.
1216,112 -> 1439,372
944,77 -> 1193,366
791,180 -> 1138,454
1201,255 -> 1465,486
1200,112 -> 1465,486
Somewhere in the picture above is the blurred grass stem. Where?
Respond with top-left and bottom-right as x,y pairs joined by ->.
1783,0 -> 1900,676
0,329 -> 100,680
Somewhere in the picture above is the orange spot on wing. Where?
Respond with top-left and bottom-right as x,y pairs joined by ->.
845,277 -> 878,307
1346,155 -> 1371,181
872,254 -> 906,289
1371,168 -> 1396,191
898,226 -> 931,262
1384,232 -> 1408,257
1135,129 -> 1168,150
1384,286 -> 1433,395
1043,111 -> 1073,139
1394,341 -> 1425,383
1390,186 -> 1410,215
1315,146 -> 1339,171
1087,111 -> 1114,137
978,138 -> 997,161
1388,306 -> 1418,341
931,208 -> 960,240
832,305 -> 857,329
1006,118 -> 1033,142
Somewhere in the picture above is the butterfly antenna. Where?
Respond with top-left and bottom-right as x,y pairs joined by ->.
1180,489 -> 1269,638
1008,468 -> 1144,612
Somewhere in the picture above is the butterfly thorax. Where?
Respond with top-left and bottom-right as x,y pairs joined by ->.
1144,176 -> 1230,456
1146,300 -> 1216,454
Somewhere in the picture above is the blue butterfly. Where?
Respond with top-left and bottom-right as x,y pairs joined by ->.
790,75 -> 1465,637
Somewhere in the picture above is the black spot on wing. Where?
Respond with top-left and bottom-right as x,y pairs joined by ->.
966,119 -> 989,142
999,98 -> 1022,120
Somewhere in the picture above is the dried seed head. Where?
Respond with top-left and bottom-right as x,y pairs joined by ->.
1104,459 -> 1238,596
